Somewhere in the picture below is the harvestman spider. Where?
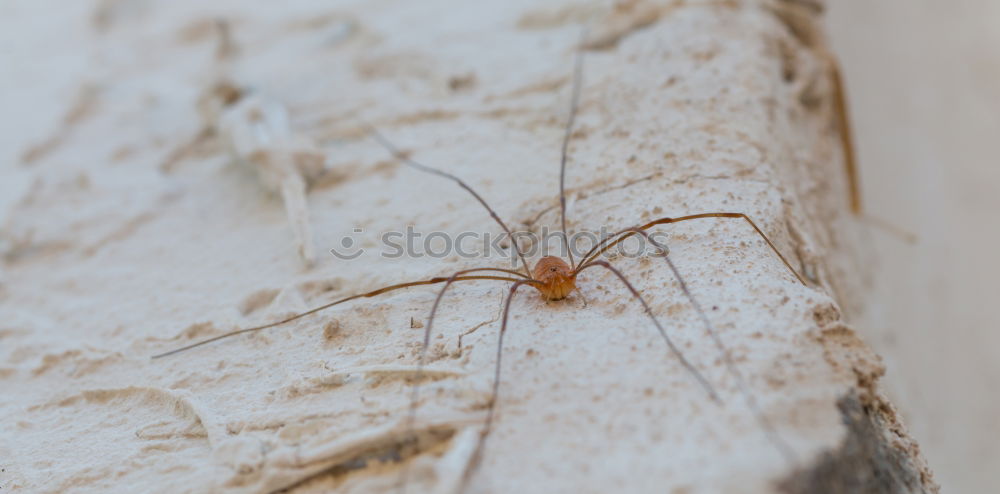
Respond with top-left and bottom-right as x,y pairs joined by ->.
153,42 -> 813,486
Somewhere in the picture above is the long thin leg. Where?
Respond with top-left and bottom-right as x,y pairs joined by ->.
398,268 -> 519,492
632,229 -> 797,464
366,125 -> 532,277
456,280 -> 531,492
825,58 -> 918,243
578,213 -> 806,285
151,271 -> 534,359
576,261 -> 721,402
828,55 -> 916,243
558,31 -> 586,269
827,53 -> 861,215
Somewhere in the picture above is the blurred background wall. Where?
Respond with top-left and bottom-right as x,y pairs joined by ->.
828,1 -> 1000,492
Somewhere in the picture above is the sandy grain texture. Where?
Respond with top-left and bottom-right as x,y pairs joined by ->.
1,0 -> 935,493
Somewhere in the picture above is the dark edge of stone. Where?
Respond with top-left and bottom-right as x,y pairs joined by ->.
778,392 -> 935,494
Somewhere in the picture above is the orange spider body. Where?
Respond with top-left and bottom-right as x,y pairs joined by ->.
532,256 -> 576,301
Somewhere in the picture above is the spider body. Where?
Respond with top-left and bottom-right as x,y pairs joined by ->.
532,256 -> 576,301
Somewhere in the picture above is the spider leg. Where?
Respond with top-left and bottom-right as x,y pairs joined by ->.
365,126 -> 533,277
579,213 -> 807,285
576,261 -> 721,402
558,29 -> 588,269
453,279 -> 532,493
398,270 -> 538,492
151,272 -> 527,359
827,53 -> 861,215
827,55 -> 914,242
631,229 -> 798,464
